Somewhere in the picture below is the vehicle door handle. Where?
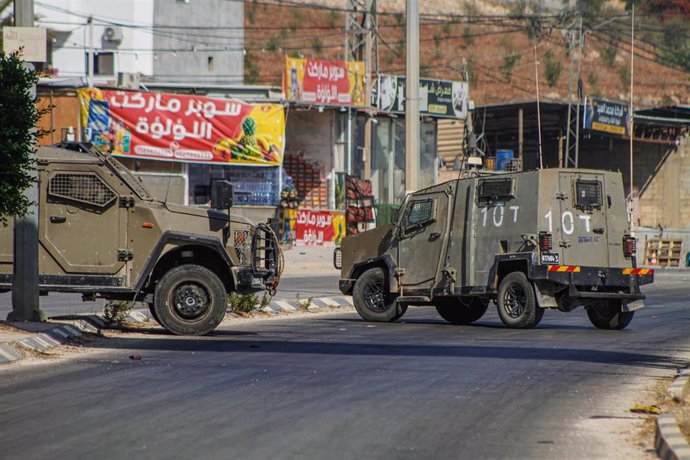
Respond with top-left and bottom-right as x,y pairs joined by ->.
593,227 -> 605,234
429,232 -> 441,241
50,216 -> 66,224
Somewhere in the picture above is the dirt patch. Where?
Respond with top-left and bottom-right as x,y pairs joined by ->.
634,374 -> 690,452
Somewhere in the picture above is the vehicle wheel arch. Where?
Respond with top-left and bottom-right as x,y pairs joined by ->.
490,256 -> 531,291
349,254 -> 397,292
143,242 -> 234,295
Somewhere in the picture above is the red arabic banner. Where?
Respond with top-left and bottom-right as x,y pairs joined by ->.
295,210 -> 346,246
78,88 -> 285,165
283,57 -> 365,107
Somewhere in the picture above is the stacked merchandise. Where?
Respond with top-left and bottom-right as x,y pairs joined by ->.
225,166 -> 281,206
284,152 -> 328,209
345,175 -> 375,235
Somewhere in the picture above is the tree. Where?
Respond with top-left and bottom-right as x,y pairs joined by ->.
0,50 -> 45,225
630,0 -> 690,18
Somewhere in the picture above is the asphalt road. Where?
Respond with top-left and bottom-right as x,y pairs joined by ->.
0,274 -> 341,319
0,272 -> 689,459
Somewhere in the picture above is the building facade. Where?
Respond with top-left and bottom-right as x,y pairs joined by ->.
36,0 -> 243,85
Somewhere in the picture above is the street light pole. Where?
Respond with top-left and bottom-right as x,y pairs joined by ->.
9,0 -> 44,322
404,0 -> 419,194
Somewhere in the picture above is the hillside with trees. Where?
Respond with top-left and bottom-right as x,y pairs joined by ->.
244,0 -> 690,106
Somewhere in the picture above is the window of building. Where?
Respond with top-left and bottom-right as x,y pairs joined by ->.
85,51 -> 115,76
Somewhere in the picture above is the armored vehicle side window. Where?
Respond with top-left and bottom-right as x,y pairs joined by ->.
575,179 -> 602,209
407,199 -> 434,226
478,178 -> 514,201
48,173 -> 117,209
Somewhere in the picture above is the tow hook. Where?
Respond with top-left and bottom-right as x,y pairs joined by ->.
598,269 -> 608,281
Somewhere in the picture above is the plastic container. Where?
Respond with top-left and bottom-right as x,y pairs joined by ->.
496,150 -> 514,171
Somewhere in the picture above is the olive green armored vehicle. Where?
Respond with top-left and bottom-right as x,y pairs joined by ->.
0,142 -> 280,335
335,169 -> 653,330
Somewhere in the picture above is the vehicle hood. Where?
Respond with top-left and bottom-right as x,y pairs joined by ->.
340,225 -> 395,276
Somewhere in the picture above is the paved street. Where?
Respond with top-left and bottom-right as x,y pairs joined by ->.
0,272 -> 688,459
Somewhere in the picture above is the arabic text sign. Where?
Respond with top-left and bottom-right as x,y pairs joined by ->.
284,57 -> 365,107
374,75 -> 469,119
584,99 -> 630,137
78,89 -> 285,165
2,27 -> 47,62
295,210 -> 346,246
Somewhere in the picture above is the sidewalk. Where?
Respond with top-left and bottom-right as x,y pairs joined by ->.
280,243 -> 340,276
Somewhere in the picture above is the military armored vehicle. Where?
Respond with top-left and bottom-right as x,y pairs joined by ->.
335,168 -> 653,330
0,142 -> 281,335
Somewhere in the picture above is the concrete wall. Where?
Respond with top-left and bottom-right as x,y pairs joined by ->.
152,0 -> 244,84
577,135 -> 670,203
637,137 -> 690,229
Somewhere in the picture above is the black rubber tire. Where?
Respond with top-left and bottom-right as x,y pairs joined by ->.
496,272 -> 544,328
147,302 -> 160,324
435,297 -> 489,325
587,300 -> 634,330
352,267 -> 406,322
153,264 -> 227,335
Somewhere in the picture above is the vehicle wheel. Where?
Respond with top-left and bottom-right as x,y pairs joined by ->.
435,297 -> 489,325
497,272 -> 544,328
352,267 -> 405,322
154,264 -> 227,335
587,300 -> 634,330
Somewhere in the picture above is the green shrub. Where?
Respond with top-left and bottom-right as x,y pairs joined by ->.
104,301 -> 133,325
228,292 -> 258,313
543,49 -> 562,87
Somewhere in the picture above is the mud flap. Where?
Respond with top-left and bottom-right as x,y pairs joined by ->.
533,280 -> 558,308
623,298 -> 645,312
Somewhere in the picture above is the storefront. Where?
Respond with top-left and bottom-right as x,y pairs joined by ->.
281,57 -> 366,245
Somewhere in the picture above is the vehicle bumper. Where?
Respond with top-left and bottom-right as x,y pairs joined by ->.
339,279 -> 355,295
233,266 -> 270,291
531,265 -> 653,300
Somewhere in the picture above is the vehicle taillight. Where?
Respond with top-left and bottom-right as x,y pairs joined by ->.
623,235 -> 636,258
539,232 -> 553,252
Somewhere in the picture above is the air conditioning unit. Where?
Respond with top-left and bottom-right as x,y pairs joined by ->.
117,72 -> 139,90
103,27 -> 123,44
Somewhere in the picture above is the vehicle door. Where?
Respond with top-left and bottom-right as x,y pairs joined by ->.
40,167 -> 128,275
396,183 -> 453,291
556,172 -> 609,267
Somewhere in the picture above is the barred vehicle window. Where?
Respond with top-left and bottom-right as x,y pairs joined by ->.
48,173 -> 117,208
478,177 -> 514,200
575,179 -> 602,209
408,199 -> 434,225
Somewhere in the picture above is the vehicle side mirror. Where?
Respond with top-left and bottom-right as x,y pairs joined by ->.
391,207 -> 400,224
211,180 -> 234,210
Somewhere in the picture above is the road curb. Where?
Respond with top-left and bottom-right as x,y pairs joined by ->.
261,296 -> 353,314
0,323 -> 88,365
655,371 -> 690,460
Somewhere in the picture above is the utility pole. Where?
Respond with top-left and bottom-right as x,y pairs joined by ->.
563,15 -> 584,168
345,0 -> 378,180
9,0 -> 44,322
87,16 -> 94,87
629,5 -> 635,227
405,0 -> 419,193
